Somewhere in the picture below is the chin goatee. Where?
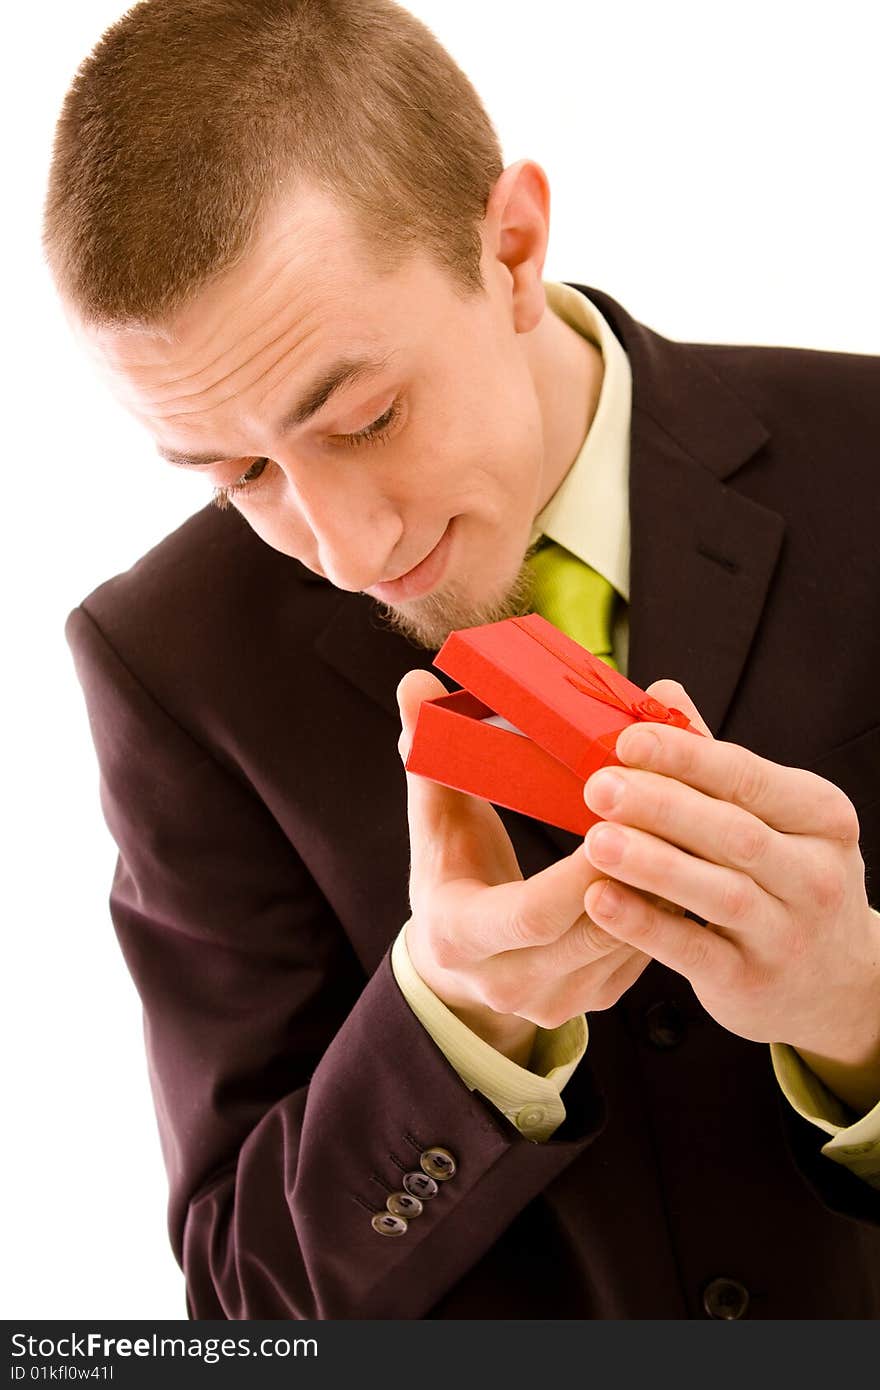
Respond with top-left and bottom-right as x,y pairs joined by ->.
370,551 -> 538,651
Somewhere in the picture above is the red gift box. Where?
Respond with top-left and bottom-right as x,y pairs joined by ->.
405,612 -> 701,836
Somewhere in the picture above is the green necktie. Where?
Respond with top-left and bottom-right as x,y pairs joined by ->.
526,537 -> 619,670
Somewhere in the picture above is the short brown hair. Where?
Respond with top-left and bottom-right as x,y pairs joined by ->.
42,0 -> 504,329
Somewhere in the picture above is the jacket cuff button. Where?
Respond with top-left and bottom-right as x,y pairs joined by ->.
371,1212 -> 408,1237
387,1191 -> 424,1219
403,1171 -> 439,1199
420,1146 -> 457,1181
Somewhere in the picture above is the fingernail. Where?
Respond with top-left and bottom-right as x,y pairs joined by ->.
593,881 -> 622,918
586,824 -> 625,864
618,727 -> 660,765
585,770 -> 624,812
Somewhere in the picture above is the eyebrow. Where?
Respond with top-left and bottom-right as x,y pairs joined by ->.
156,352 -> 394,467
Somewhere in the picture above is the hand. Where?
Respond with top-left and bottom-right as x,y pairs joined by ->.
581,679 -> 880,1112
396,670 -> 652,1064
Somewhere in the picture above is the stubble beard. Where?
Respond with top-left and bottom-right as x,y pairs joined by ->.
371,544 -> 540,651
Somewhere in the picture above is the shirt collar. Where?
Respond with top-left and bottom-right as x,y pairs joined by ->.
530,280 -> 632,601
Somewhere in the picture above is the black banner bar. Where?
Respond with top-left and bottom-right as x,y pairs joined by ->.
3,1320 -> 876,1387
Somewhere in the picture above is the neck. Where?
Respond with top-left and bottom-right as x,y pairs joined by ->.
526,294 -> 604,513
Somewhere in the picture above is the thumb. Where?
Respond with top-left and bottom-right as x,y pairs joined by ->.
396,669 -> 466,858
396,668 -> 450,763
396,668 -> 522,889
644,677 -> 714,739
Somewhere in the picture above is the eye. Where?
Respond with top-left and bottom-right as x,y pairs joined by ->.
331,396 -> 402,449
210,397 -> 403,511
211,456 -> 270,511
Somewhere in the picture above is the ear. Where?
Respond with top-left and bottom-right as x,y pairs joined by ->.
484,159 -> 551,333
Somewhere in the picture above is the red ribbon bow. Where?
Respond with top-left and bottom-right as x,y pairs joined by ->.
564,670 -> 690,728
510,615 -> 692,730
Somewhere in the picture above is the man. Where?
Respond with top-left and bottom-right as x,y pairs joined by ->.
46,0 -> 880,1318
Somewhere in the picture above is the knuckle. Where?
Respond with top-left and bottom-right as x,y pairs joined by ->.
804,853 -> 848,915
528,1001 -> 574,1030
506,907 -> 541,949
588,978 -> 623,1012
683,928 -> 715,977
579,914 -> 620,955
723,813 -> 767,869
827,790 -> 861,844
674,722 -> 701,777
428,928 -> 461,971
650,782 -> 676,834
719,873 -> 753,924
479,975 -> 524,1017
731,753 -> 768,811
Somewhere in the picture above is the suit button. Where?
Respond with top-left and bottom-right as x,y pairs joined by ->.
420,1146 -> 457,1181
403,1171 -> 439,1200
703,1278 -> 750,1319
371,1212 -> 408,1237
644,1001 -> 685,1049
387,1191 -> 424,1219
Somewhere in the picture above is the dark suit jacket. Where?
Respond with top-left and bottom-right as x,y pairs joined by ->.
65,285 -> 880,1319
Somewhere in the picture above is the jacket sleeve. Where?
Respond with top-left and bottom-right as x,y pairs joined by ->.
65,603 -> 606,1320
391,922 -> 588,1142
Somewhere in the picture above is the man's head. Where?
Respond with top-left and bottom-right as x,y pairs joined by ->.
44,0 -> 598,648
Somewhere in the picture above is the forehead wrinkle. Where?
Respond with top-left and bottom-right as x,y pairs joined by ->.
151,316 -> 335,430
142,305 -> 325,416
134,256 -> 331,398
142,247 -> 334,394
112,210 -> 335,375
249,326 -> 390,418
168,222 -> 320,355
135,283 -> 308,392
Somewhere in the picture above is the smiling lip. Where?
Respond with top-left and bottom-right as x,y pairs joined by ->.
367,519 -> 455,603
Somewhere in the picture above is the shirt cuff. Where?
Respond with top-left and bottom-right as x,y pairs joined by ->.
390,920 -> 588,1142
770,1042 -> 880,1189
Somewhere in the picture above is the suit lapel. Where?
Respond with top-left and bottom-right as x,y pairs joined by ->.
625,406 -> 785,734
315,285 -> 787,770
575,285 -> 785,737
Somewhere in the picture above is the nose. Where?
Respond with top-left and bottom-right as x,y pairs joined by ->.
277,458 -> 404,591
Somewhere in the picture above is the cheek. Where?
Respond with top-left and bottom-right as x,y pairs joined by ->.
234,498 -> 315,563
449,409 -> 542,514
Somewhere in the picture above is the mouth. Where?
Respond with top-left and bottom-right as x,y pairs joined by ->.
366,518 -> 456,604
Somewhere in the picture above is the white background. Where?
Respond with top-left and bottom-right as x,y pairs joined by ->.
4,0 -> 877,1319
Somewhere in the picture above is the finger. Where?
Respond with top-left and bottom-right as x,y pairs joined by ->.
452,845 -> 608,962
464,876 -> 662,988
584,876 -> 735,988
614,714 -> 857,840
588,945 -> 653,1005
584,763 -> 803,900
528,944 -> 651,1029
643,678 -> 713,739
494,939 -> 650,1029
397,670 -> 521,887
583,819 -> 771,936
397,669 -> 449,764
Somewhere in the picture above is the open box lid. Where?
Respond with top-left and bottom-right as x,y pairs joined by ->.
433,612 -> 692,781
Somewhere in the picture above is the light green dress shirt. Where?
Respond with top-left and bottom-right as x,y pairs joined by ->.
391,279 -> 880,1187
